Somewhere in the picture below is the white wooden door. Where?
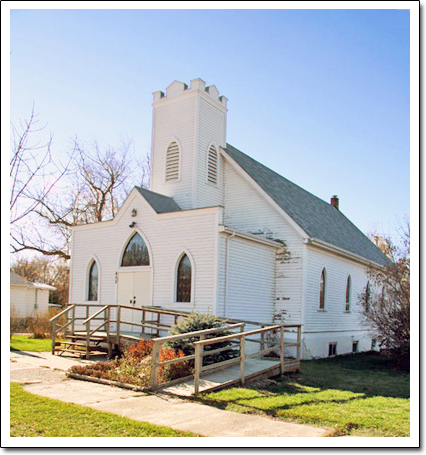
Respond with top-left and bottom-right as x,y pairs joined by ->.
117,270 -> 151,333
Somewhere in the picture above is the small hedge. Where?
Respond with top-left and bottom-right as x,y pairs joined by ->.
165,312 -> 239,366
69,339 -> 191,387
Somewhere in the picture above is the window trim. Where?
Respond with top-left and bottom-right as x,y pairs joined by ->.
173,250 -> 195,305
164,137 -> 182,184
120,231 -> 151,267
319,267 -> 327,310
86,258 -> 99,302
206,142 -> 219,187
345,274 -> 352,312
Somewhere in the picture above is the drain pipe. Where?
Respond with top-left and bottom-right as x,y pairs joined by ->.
224,230 -> 236,318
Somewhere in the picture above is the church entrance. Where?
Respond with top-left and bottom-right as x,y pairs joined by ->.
117,269 -> 151,333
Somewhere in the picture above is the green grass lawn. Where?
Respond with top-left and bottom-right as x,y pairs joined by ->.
10,335 -> 53,352
199,352 -> 410,437
10,382 -> 200,437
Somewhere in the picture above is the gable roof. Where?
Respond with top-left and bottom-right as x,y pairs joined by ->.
10,271 -> 56,290
224,144 -> 388,267
10,271 -> 28,286
135,187 -> 182,214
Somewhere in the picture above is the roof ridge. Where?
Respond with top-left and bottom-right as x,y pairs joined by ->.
225,143 -> 333,210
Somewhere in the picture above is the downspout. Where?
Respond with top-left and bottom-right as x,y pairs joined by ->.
224,230 -> 236,318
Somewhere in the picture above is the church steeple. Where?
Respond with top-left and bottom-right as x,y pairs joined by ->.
150,78 -> 228,210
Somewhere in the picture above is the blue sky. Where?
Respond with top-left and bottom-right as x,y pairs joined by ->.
8,6 -> 413,241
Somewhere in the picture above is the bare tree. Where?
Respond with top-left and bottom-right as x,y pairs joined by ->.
359,218 -> 410,370
11,135 -> 151,260
10,107 -> 66,226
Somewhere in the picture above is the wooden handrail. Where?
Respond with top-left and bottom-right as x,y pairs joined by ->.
82,305 -> 109,325
192,324 -> 302,395
193,324 -> 282,346
152,322 -> 245,344
49,304 -> 75,322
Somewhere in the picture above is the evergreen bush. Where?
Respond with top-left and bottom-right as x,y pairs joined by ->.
165,312 -> 239,365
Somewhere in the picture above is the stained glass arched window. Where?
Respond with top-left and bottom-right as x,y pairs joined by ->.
121,233 -> 150,267
345,275 -> 352,312
88,261 -> 98,301
176,254 -> 191,302
319,268 -> 326,309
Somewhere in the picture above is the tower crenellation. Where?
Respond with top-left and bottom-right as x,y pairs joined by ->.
152,78 -> 228,108
150,78 -> 227,210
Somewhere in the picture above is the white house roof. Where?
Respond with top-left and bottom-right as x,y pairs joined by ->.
10,271 -> 56,290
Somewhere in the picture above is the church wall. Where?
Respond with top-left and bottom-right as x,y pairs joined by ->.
303,245 -> 374,358
69,190 -> 221,316
150,94 -> 197,210
223,236 -> 276,324
195,96 -> 226,208
222,161 -> 304,325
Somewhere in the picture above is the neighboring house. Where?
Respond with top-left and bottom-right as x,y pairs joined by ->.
10,271 -> 56,318
69,78 -> 387,359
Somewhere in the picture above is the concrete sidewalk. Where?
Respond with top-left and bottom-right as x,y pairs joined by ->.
10,350 -> 329,438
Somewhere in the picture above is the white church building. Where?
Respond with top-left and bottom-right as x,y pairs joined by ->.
69,78 -> 387,359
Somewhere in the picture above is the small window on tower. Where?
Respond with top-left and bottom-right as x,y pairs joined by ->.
165,141 -> 180,182
207,145 -> 218,185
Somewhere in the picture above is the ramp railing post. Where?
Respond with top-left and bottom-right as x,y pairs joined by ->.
194,343 -> 203,396
85,317 -> 91,359
150,340 -> 161,389
141,309 -> 146,335
51,320 -> 57,355
297,325 -> 302,368
280,326 -> 285,375
116,305 -> 121,346
240,335 -> 246,386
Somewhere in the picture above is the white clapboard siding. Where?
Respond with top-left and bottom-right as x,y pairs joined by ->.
223,161 -> 304,325
10,286 -> 29,318
225,237 -> 276,324
304,245 -> 370,334
195,96 -> 226,208
70,190 -> 221,316
150,95 -> 197,210
151,86 -> 227,211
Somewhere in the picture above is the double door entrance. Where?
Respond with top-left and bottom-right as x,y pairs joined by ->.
117,269 -> 151,333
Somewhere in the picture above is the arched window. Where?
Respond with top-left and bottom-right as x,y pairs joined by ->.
319,268 -> 326,309
207,145 -> 218,184
365,281 -> 371,310
176,254 -> 191,302
121,233 -> 150,267
165,141 -> 180,182
88,261 -> 98,301
345,275 -> 352,312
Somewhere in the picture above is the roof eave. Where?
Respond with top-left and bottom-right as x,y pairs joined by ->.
305,238 -> 386,269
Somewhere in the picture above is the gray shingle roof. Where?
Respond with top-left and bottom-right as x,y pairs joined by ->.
224,144 -> 388,266
136,187 -> 182,214
10,271 -> 28,286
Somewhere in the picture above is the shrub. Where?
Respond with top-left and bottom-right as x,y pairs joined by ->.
69,341 -> 192,387
126,339 -> 154,361
165,312 -> 238,365
31,308 -> 65,339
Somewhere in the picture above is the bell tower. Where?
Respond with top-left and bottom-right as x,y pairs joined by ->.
150,78 -> 228,210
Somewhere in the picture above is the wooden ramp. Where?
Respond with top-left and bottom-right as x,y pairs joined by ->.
159,358 -> 298,397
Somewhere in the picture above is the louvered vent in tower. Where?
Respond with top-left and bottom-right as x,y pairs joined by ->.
207,145 -> 218,184
165,141 -> 180,182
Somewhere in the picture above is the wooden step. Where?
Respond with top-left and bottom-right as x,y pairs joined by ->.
68,335 -> 105,342
55,347 -> 108,357
55,341 -> 107,351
